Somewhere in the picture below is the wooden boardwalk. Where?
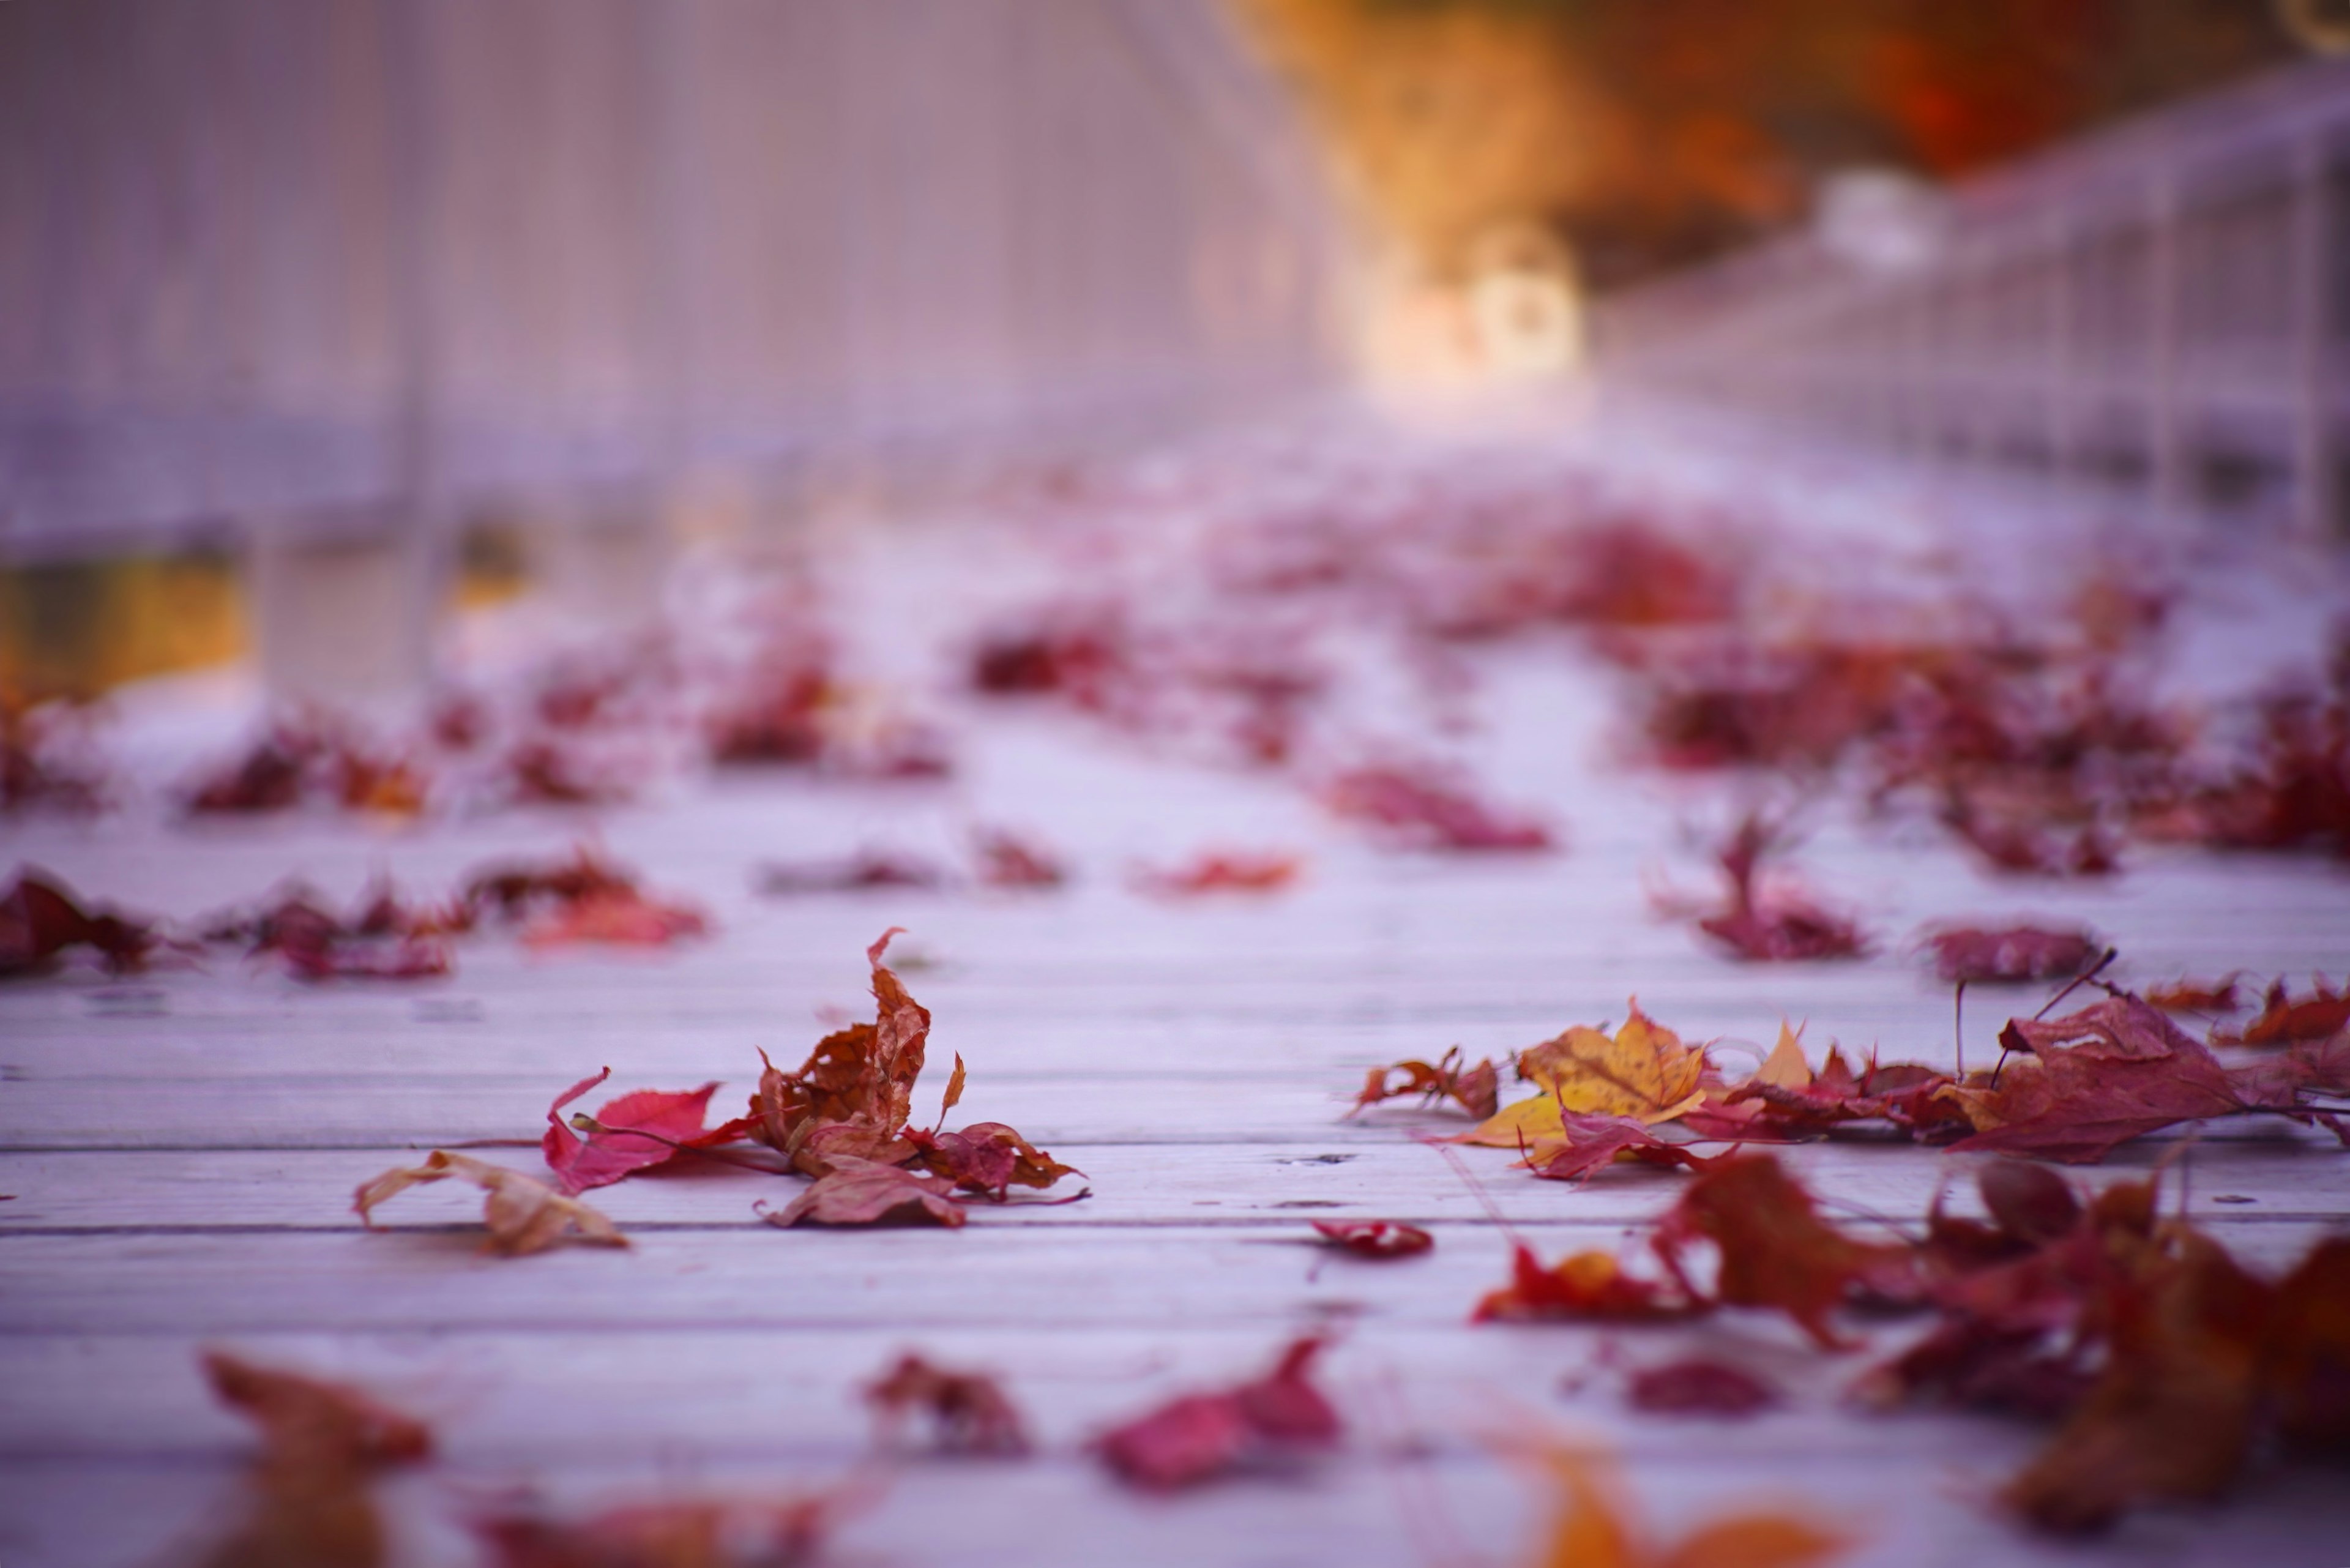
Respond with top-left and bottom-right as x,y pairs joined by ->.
5,448 -> 2350,1567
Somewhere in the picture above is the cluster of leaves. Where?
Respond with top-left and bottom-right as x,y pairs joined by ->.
1318,762 -> 1554,853
0,846 -> 707,989
755,828 -> 1067,897
1130,848 -> 1304,897
185,1350 -> 860,1568
707,629 -> 952,780
0,868 -> 155,979
1474,1153 -> 2350,1534
1356,980 -> 2350,1185
352,930 -> 1082,1250
1657,812 -> 1868,962
181,711 -> 434,817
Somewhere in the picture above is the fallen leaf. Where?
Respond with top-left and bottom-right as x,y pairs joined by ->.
1350,1048 -> 1501,1120
190,1351 -> 432,1568
972,829 -> 1067,889
1925,925 -> 2100,985
542,1068 -> 746,1193
2001,1230 -> 2270,1534
1312,1219 -> 1434,1258
754,850 -> 948,895
1097,1336 -> 1340,1488
1941,996 -> 2247,1162
2143,975 -> 2244,1013
0,867 -> 154,977
745,928 -> 931,1174
203,1351 -> 433,1471
2216,976 -> 2350,1045
1132,849 -> 1300,895
761,1157 -> 965,1228
1464,1004 -> 1707,1144
1320,763 -> 1554,853
522,886 -> 708,948
905,1120 -> 1080,1200
1509,1441 -> 1848,1568
1684,813 -> 1868,963
353,1151 -> 628,1255
1652,1155 -> 1915,1350
864,1353 -> 1029,1455
476,1494 -> 843,1568
1624,1357 -> 1778,1418
1523,1116 -> 1722,1183
1475,1245 -> 1704,1324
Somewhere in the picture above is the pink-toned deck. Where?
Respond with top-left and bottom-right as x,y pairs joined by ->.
4,423 -> 2348,1567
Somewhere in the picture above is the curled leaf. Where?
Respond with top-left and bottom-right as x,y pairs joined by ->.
353,1151 -> 627,1255
763,1157 -> 965,1229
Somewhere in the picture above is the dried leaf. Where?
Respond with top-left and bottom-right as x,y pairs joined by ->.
542,1068 -> 744,1194
1475,1245 -> 1704,1324
476,1494 -> 842,1568
1624,1357 -> 1778,1418
1925,925 -> 2099,985
1132,849 -> 1300,895
971,829 -> 1067,888
864,1353 -> 1029,1455
1652,1155 -> 1915,1350
190,1352 -> 431,1568
1511,1442 -> 1848,1568
1750,1023 -> 1811,1090
1312,1219 -> 1434,1258
745,928 -> 932,1175
2216,976 -> 2350,1045
1523,1113 -> 1722,1183
1097,1336 -> 1340,1489
0,867 -> 154,977
906,1120 -> 1079,1200
1684,814 -> 1868,963
1320,763 -> 1554,852
353,1151 -> 628,1255
203,1352 -> 433,1471
1464,1004 -> 1707,1144
2002,1231 -> 2270,1534
2143,975 -> 2244,1013
522,886 -> 708,948
1350,1048 -> 1501,1120
754,850 -> 947,895
762,1157 -> 965,1229
1942,996 -> 2247,1162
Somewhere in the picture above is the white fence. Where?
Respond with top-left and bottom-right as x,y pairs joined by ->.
0,0 -> 1346,565
1593,57 -> 2350,540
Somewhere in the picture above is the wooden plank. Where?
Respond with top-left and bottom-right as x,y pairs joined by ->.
2,1137 -> 2343,1232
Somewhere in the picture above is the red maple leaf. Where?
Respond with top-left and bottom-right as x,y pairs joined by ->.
1096,1337 -> 1341,1489
0,868 -> 154,978
542,1068 -> 748,1193
1312,1219 -> 1434,1258
1925,925 -> 2100,985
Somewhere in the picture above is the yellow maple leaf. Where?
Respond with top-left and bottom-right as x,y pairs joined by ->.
1519,1442 -> 1849,1568
1751,1021 -> 1811,1091
1460,1001 -> 1706,1146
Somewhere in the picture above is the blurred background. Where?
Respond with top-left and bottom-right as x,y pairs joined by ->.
2,0 -> 2346,703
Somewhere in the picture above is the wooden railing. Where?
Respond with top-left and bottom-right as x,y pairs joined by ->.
1593,57 -> 2350,539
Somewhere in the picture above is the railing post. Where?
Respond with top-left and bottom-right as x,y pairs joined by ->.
2146,164 -> 2187,526
2293,134 -> 2338,539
